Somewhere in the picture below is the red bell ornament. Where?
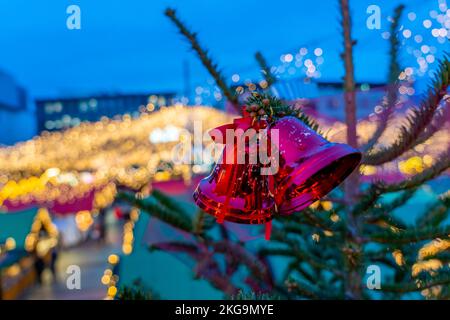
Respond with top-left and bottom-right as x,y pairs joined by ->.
271,116 -> 361,215
193,118 -> 276,225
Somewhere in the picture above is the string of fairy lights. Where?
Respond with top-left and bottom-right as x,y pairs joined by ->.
101,207 -> 141,300
0,106 -> 232,213
0,100 -> 448,215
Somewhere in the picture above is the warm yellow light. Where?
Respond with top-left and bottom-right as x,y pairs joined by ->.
108,254 -> 119,265
321,201 -> 333,211
0,106 -> 232,208
392,249 -> 405,266
360,165 -> 377,176
5,237 -> 16,251
130,208 -> 140,221
104,269 -> 113,276
323,230 -> 333,237
309,201 -> 320,209
330,213 -> 340,223
75,210 -> 94,232
101,275 -> 111,285
412,259 -> 443,277
5,264 -> 21,277
45,167 -> 61,178
398,156 -> 424,175
25,234 -> 38,251
107,286 -> 118,297
122,243 -> 133,255
422,154 -> 434,166
418,239 -> 450,260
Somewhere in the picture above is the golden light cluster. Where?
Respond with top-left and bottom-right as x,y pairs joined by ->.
102,253 -> 121,300
24,208 -> 59,255
122,207 -> 140,255
392,249 -> 406,267
93,183 -> 117,211
4,237 -> 16,251
75,210 -> 94,232
309,200 -> 333,211
0,106 -> 232,212
418,238 -> 450,260
0,103 -> 447,212
0,168 -> 113,211
414,237 -> 450,298
102,207 -> 141,299
102,266 -> 120,300
412,259 -> 443,277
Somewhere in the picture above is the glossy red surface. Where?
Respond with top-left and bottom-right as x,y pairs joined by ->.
194,116 -> 361,224
271,116 -> 361,214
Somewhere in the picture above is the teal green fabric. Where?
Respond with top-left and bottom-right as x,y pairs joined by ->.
0,208 -> 37,249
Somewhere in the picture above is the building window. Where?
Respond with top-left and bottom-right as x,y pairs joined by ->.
45,102 -> 63,114
79,101 -> 88,112
89,98 -> 98,108
45,120 -> 55,130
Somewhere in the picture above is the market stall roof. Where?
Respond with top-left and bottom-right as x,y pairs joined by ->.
0,208 -> 37,249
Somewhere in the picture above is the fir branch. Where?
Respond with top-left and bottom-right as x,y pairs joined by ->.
362,5 -> 404,153
213,240 -> 269,280
117,192 -> 193,232
230,290 -> 280,300
117,281 -> 158,300
276,208 -> 337,232
416,191 -> 450,227
366,188 -> 416,219
369,225 -> 450,245
365,215 -> 408,232
413,99 -> 450,147
255,52 -> 276,88
165,8 -> 238,108
351,184 -> 383,215
192,209 -> 215,236
421,251 -> 450,263
375,150 -> 450,193
285,260 -> 317,285
150,241 -> 200,255
363,55 -> 450,165
363,189 -> 416,230
244,93 -> 322,133
365,253 -> 399,269
380,273 -> 450,293
259,247 -> 298,258
151,189 -> 190,216
284,278 -> 323,299
194,257 -> 240,295
259,246 -> 343,277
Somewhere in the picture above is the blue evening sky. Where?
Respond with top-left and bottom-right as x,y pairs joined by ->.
0,0 -> 446,99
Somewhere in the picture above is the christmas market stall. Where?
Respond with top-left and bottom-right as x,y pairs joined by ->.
0,208 -> 58,299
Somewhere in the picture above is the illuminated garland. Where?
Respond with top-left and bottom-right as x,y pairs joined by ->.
0,105 -> 447,213
102,207 -> 141,300
0,106 -> 232,212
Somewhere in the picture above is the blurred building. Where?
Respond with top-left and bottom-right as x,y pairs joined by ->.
0,70 -> 36,145
36,92 -> 176,132
311,81 -> 387,121
231,78 -> 387,120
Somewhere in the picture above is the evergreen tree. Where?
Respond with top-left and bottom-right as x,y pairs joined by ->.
120,3 -> 450,299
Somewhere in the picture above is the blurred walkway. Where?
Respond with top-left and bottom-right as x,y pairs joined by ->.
23,224 -> 121,300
